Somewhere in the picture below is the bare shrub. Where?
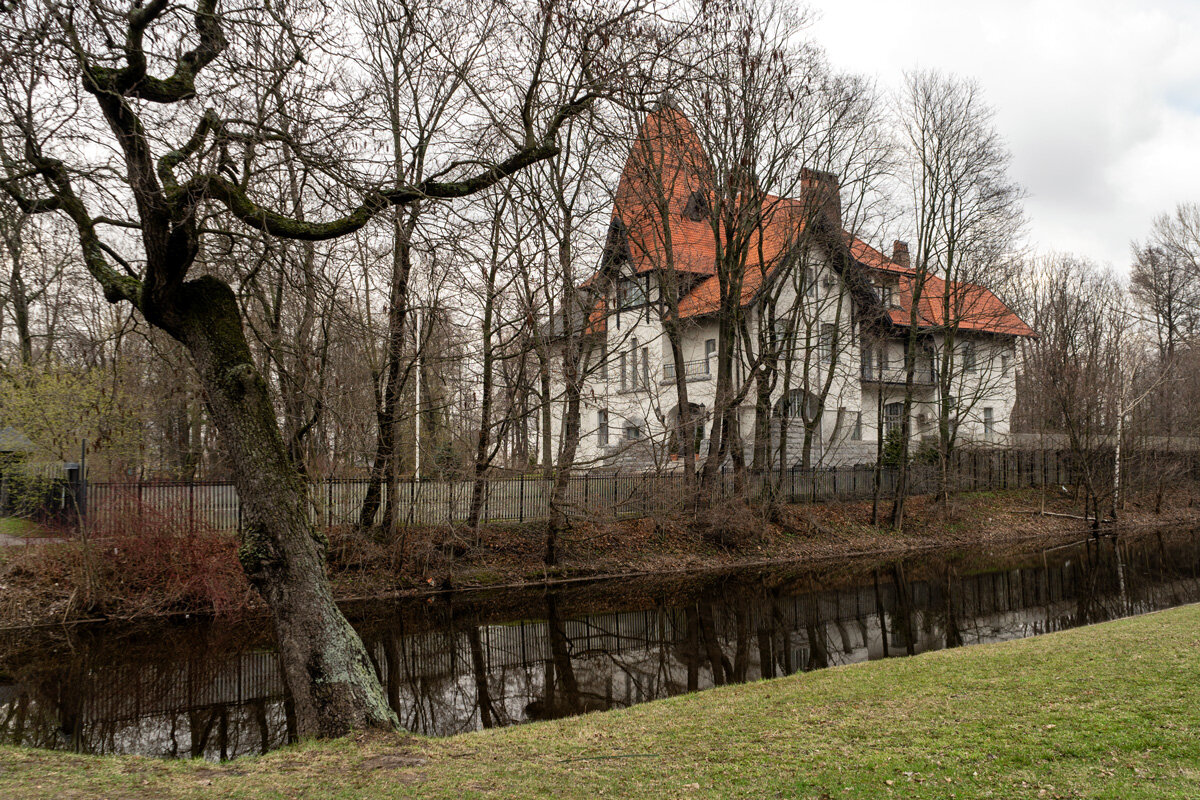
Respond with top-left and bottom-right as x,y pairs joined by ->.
693,502 -> 769,551
38,497 -> 255,616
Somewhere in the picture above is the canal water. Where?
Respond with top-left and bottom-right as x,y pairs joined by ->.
1,528 -> 1197,760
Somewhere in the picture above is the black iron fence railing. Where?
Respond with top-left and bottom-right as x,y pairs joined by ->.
68,449 -> 1100,533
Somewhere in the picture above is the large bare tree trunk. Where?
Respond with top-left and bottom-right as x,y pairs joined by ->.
172,277 -> 396,737
546,344 -> 583,566
467,285 -> 497,531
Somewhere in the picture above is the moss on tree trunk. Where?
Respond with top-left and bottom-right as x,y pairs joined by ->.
170,276 -> 397,737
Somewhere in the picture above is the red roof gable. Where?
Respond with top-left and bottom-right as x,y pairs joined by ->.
882,272 -> 1035,337
598,108 -> 1034,338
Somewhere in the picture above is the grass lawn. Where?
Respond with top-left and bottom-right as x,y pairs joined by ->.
0,517 -> 39,539
3,604 -> 1199,799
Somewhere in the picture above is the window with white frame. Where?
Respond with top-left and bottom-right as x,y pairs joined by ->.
962,341 -> 976,373
983,407 -> 995,439
598,410 -> 609,446
784,389 -> 819,420
819,323 -> 836,363
884,402 -> 904,437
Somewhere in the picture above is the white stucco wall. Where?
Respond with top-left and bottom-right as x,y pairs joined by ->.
549,256 -> 1023,472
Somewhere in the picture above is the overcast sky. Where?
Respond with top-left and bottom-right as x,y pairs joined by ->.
808,0 -> 1200,272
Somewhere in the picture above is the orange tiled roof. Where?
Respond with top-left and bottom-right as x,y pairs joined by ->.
882,272 -> 1035,337
597,107 -> 1034,338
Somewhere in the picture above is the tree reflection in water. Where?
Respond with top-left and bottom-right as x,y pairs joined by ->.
3,529 -> 1199,759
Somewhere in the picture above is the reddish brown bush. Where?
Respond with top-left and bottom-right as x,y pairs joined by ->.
84,498 -> 252,615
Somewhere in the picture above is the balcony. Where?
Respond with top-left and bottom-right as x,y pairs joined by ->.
860,364 -> 937,386
662,358 -> 712,384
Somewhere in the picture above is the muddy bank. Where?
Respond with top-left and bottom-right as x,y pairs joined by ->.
0,488 -> 1197,628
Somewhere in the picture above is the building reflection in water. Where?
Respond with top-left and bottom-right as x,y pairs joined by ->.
2,530 -> 1197,759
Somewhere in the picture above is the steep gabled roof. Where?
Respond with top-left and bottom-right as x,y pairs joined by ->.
598,107 -> 1034,338
610,106 -> 715,278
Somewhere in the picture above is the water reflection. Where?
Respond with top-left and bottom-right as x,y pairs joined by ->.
2,530 -> 1198,759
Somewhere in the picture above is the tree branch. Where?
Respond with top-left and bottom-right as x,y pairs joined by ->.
90,0 -> 228,103
7,131 -> 142,306
193,138 -> 565,241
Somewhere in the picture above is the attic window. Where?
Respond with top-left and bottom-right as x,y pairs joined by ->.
878,282 -> 901,309
683,190 -> 707,222
879,284 -> 893,308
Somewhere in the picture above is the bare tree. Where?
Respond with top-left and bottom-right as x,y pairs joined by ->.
889,70 -> 1023,528
0,0 -> 643,736
526,109 -> 626,563
1016,255 -> 1129,528
662,0 -> 822,483
1131,204 -> 1200,361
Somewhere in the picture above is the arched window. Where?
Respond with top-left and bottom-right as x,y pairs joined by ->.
783,390 -> 820,420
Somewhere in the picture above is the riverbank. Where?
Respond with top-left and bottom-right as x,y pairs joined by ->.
1,487 -> 1197,626
3,601 -> 1197,798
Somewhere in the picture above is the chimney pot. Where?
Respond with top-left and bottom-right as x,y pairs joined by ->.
800,168 -> 842,230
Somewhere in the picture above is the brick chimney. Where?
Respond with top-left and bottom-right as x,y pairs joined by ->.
800,168 -> 842,230
891,240 -> 910,267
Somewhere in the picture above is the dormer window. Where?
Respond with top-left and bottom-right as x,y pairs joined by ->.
683,190 -> 708,222
877,281 -> 900,309
617,277 -> 646,309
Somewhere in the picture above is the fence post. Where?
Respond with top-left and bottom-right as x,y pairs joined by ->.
520,473 -> 525,522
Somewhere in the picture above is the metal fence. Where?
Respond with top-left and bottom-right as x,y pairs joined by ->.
76,449 -> 1089,533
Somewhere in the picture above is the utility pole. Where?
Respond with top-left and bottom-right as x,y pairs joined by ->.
414,305 -> 422,481
1112,370 -> 1125,522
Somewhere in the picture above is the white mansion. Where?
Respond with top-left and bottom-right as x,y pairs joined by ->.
551,108 -> 1034,471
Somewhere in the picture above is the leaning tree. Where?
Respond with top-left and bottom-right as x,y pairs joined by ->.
0,0 -> 645,737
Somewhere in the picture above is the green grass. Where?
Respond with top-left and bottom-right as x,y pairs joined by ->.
4,605 -> 1200,799
0,516 -> 38,538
